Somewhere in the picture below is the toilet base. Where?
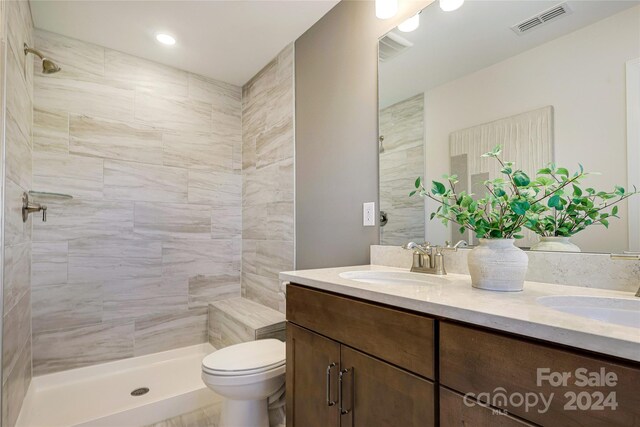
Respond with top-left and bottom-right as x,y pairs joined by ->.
220,398 -> 269,427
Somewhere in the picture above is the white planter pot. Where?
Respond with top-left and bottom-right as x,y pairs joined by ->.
530,236 -> 581,253
467,239 -> 528,292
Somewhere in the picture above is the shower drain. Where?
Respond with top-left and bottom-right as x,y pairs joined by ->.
131,387 -> 150,397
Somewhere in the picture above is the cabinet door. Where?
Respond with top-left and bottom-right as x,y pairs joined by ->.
339,345 -> 435,427
286,323 -> 340,427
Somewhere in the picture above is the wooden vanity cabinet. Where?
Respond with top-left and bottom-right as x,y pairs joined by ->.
440,322 -> 640,426
286,284 -> 436,427
286,284 -> 640,427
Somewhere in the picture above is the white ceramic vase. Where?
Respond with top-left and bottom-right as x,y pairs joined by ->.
530,236 -> 581,252
467,239 -> 528,292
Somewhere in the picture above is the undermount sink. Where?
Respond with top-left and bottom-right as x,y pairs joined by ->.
537,296 -> 640,329
339,270 -> 441,286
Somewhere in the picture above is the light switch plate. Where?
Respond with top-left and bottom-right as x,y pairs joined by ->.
363,202 -> 375,226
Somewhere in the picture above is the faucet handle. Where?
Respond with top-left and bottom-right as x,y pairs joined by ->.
442,240 -> 468,251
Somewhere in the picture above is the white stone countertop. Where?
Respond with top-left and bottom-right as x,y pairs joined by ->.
280,265 -> 640,362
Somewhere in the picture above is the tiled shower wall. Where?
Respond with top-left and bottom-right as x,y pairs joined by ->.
30,30 -> 243,375
241,45 -> 294,313
379,94 -> 424,246
2,1 -> 34,426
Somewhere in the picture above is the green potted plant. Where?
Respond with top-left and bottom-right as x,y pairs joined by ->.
525,165 -> 637,252
411,145 -> 585,291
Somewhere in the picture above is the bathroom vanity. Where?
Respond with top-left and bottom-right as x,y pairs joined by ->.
282,266 -> 640,427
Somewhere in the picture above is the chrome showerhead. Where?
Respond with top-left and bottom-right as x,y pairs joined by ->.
24,43 -> 61,74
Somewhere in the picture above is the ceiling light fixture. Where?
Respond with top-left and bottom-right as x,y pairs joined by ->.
376,0 -> 398,19
398,12 -> 420,32
439,0 -> 464,12
155,33 -> 176,46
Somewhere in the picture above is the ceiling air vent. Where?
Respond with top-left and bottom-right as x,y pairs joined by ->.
511,2 -> 572,35
379,32 -> 413,62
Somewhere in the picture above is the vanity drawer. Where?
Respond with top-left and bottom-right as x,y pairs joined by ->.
286,284 -> 435,379
440,387 -> 534,427
440,322 -> 640,426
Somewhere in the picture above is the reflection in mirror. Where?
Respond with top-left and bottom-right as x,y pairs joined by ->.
378,0 -> 640,253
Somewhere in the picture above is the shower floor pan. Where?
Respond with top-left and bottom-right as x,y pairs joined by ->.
17,343 -> 220,427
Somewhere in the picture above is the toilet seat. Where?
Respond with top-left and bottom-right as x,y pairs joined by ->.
202,339 -> 285,377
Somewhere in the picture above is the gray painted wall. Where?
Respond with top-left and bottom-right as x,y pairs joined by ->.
295,0 -> 431,269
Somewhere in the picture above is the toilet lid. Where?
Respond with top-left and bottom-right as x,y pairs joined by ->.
202,339 -> 285,375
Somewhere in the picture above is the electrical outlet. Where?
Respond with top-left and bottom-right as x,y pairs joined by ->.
363,202 -> 375,226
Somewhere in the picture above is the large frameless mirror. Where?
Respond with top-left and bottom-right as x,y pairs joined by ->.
378,0 -> 640,253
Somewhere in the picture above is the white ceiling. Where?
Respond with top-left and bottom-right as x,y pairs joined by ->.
379,0 -> 639,107
30,0 -> 339,86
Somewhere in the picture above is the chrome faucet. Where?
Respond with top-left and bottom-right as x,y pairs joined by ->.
402,240 -> 467,275
610,253 -> 640,297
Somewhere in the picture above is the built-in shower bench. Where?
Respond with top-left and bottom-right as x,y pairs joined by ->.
208,297 -> 286,349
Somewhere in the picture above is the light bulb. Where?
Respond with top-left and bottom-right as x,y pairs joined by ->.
376,0 -> 398,19
439,0 -> 464,12
155,33 -> 176,46
398,13 -> 420,32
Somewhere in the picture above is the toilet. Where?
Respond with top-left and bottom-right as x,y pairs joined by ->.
202,339 -> 286,427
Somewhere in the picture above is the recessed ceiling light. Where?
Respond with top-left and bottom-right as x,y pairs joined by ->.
375,0 -> 398,19
440,0 -> 464,12
155,33 -> 176,46
398,12 -> 420,32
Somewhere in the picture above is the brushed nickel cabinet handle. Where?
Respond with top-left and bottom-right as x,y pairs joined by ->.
326,363 -> 337,406
339,368 -> 353,415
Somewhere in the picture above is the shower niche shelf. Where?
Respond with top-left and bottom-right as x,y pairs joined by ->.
28,190 -> 73,200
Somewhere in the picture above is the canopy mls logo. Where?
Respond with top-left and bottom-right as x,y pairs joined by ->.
464,367 -> 619,415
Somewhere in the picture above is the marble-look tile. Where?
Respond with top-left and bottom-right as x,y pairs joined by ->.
33,151 -> 103,199
35,74 -> 135,123
2,340 -> 31,427
163,132 -> 233,171
35,29 -> 105,79
134,308 -> 208,356
32,241 -> 68,287
255,118 -> 293,169
256,241 -> 294,280
188,73 -> 241,108
188,170 -> 241,207
6,45 -> 32,144
241,204 -> 268,240
211,207 -> 242,239
188,274 -> 240,308
4,178 -> 32,246
70,114 -> 163,164
33,199 -> 134,242
33,108 -> 69,153
104,159 -> 188,203
266,202 -> 294,241
32,282 -> 103,334
5,113 -> 32,191
241,240 -> 258,275
103,277 -> 188,321
7,0 -> 34,80
135,90 -> 211,132
241,272 -> 283,312
243,158 -> 293,206
3,242 -> 31,313
68,238 -> 162,283
162,239 -> 240,278
134,202 -> 211,240
33,321 -> 135,375
2,291 -> 31,384
105,50 -> 188,98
